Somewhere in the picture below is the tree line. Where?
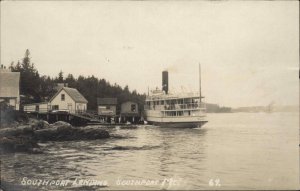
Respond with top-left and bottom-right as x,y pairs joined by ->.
9,49 -> 146,113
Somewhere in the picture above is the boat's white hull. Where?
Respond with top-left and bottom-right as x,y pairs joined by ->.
145,114 -> 207,128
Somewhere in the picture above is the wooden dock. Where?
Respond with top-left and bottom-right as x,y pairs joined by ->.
25,109 -> 102,126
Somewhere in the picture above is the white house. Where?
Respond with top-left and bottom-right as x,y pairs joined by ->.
49,87 -> 88,114
0,67 -> 20,110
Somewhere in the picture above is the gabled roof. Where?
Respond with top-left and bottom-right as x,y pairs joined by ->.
0,71 -> 20,98
50,87 -> 88,103
97,98 -> 117,105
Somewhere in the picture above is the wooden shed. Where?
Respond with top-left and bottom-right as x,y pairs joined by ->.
120,101 -> 140,123
97,98 -> 117,116
121,101 -> 139,115
23,102 -> 49,113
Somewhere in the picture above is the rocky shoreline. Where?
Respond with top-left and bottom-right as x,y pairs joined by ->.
0,119 -> 110,154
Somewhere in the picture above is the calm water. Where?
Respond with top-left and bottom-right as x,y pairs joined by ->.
1,113 -> 299,190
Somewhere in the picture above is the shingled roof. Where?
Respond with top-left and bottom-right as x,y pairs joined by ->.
50,87 -> 88,103
97,98 -> 117,105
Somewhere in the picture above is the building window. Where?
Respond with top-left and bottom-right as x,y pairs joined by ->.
52,105 -> 59,110
106,106 -> 111,110
131,104 -> 136,112
61,94 -> 65,101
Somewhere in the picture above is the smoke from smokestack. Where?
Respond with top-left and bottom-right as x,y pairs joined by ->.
164,65 -> 178,73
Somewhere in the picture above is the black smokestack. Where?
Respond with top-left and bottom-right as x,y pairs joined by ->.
162,71 -> 168,94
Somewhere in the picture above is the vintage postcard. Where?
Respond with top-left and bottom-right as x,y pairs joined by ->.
0,1 -> 299,190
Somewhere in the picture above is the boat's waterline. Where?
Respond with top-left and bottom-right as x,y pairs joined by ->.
148,120 -> 208,128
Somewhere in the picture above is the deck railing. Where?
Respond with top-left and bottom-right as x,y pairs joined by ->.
145,103 -> 206,111
23,108 -> 50,113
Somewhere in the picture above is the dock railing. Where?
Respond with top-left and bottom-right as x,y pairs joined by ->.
23,108 -> 50,113
23,108 -> 96,115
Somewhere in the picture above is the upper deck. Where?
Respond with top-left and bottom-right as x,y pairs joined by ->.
146,90 -> 202,101
145,90 -> 206,111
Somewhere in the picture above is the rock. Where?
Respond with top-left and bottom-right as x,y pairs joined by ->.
120,125 -> 138,129
76,127 -> 110,139
0,136 -> 40,153
0,125 -> 32,137
51,121 -> 71,128
28,118 -> 39,125
56,125 -> 74,140
30,147 -> 43,154
1,121 -> 110,153
21,125 -> 34,134
0,128 -> 17,137
0,137 -> 15,147
34,125 -> 110,141
31,120 -> 50,130
57,125 -> 72,133
10,121 -> 19,128
34,128 -> 59,141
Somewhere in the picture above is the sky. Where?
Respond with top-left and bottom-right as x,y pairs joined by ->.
1,1 -> 299,107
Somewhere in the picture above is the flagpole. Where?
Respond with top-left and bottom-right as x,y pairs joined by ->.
199,63 -> 202,103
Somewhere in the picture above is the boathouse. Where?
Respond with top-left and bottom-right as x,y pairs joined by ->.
97,98 -> 117,116
120,101 -> 140,123
49,87 -> 88,114
0,66 -> 20,110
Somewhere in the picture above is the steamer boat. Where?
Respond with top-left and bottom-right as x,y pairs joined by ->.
144,65 -> 207,128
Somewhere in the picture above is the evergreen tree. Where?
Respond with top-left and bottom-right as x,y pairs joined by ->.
65,74 -> 76,87
58,71 -> 64,83
40,75 -> 56,101
10,49 -> 41,103
9,49 -> 146,112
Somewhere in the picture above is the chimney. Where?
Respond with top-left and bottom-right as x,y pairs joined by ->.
162,71 -> 168,94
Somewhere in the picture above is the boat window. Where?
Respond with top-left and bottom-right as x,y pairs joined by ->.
177,111 -> 183,116
165,111 -> 177,116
